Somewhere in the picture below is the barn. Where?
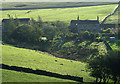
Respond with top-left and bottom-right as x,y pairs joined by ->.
2,18 -> 30,32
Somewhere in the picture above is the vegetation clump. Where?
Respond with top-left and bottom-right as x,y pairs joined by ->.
87,50 -> 120,84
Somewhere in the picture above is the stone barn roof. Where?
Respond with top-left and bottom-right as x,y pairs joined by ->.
2,18 -> 30,22
71,20 -> 99,24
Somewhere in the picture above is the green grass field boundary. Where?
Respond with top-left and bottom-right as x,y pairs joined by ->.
101,5 -> 119,24
1,64 -> 83,82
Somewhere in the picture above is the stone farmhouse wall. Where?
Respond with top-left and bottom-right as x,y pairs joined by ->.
76,24 -> 100,33
69,19 -> 101,33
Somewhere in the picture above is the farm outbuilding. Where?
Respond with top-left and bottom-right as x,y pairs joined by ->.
2,18 -> 30,32
2,18 -> 30,24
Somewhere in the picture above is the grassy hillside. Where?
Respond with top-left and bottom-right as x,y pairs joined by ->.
2,44 -> 94,82
105,13 -> 118,24
2,2 -> 117,9
2,4 -> 118,24
104,6 -> 119,24
2,69 -> 75,82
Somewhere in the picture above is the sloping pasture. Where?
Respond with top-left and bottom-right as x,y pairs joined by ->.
2,4 -> 118,24
2,44 -> 94,82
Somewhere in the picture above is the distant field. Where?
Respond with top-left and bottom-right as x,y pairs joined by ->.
104,10 -> 119,24
2,4 -> 118,24
2,44 -> 94,82
2,2 -> 118,10
104,12 -> 118,24
104,6 -> 119,24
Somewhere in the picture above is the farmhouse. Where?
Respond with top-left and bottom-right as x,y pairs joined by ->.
69,16 -> 101,33
2,18 -> 30,32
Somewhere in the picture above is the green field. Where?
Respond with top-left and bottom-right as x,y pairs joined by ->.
105,14 -> 118,24
104,6 -> 119,24
2,44 -> 94,82
2,2 -> 117,9
2,69 -> 75,82
2,4 -> 118,24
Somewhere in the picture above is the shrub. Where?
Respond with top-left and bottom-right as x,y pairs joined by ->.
11,24 -> 42,43
62,41 -> 75,50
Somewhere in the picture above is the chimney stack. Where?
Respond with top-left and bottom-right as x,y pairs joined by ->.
77,16 -> 79,20
97,16 -> 99,21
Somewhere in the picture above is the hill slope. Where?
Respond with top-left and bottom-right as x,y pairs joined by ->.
103,5 -> 119,24
2,44 -> 94,82
2,2 -> 118,10
2,4 -> 118,23
2,69 -> 75,82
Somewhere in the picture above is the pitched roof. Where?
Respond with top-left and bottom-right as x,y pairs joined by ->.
71,20 -> 99,24
2,18 -> 30,22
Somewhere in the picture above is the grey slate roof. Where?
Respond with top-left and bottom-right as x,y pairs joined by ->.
2,18 -> 30,22
71,20 -> 99,24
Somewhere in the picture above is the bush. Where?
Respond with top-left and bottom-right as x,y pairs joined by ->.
42,24 -> 56,40
11,24 -> 42,43
102,28 -> 111,33
62,41 -> 75,50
